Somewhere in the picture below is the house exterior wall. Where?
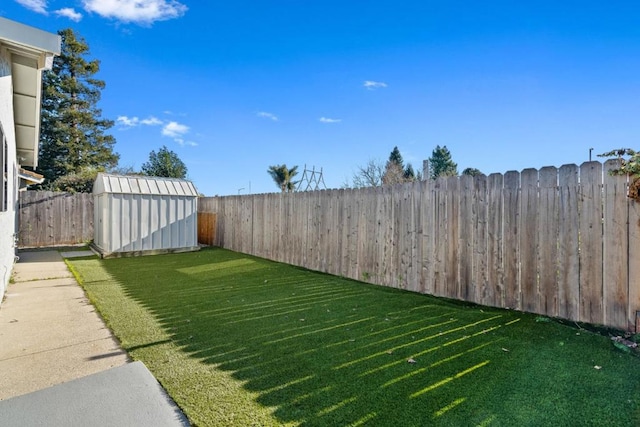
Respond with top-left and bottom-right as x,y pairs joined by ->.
0,47 -> 18,299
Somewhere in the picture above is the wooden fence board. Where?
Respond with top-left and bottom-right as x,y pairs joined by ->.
400,184 -> 411,289
433,178 -> 447,297
260,195 -> 271,258
315,191 -> 324,271
579,161 -> 604,325
520,168 -> 539,313
413,181 -> 422,292
389,185 -> 401,288
558,164 -> 580,320
293,193 -> 303,267
473,175 -> 488,305
459,174 -> 473,301
254,196 -> 265,257
419,179 -> 434,294
341,189 -> 352,279
407,181 -> 420,293
629,198 -> 640,332
503,171 -> 521,310
197,212 -> 216,245
329,190 -> 343,275
321,191 -> 331,274
274,195 -> 283,262
241,197 -> 253,255
382,185 -> 394,287
357,188 -> 371,282
603,160 -> 629,329
332,190 -> 341,275
364,187 -> 379,284
538,166 -> 559,316
299,191 -> 309,267
320,191 -> 329,273
487,173 -> 504,308
446,176 -> 460,299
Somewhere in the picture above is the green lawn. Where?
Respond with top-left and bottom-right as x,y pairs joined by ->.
67,248 -> 640,426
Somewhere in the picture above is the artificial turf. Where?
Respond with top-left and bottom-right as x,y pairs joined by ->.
67,247 -> 640,426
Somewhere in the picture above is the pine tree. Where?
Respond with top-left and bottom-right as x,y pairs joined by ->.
38,28 -> 118,190
404,163 -> 416,181
382,146 -> 406,185
382,146 -> 422,184
462,167 -> 483,177
141,146 -> 188,178
428,145 -> 458,179
388,146 -> 404,167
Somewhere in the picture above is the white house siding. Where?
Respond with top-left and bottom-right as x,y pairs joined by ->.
0,47 -> 18,299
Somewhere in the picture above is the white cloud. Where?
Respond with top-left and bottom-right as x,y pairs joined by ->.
118,115 -> 197,146
82,0 -> 187,25
162,121 -> 189,138
15,0 -> 48,14
319,117 -> 341,123
117,115 -> 140,127
117,115 -> 162,128
54,7 -> 83,21
140,116 -> 162,126
364,80 -> 388,90
175,139 -> 198,147
257,111 -> 279,121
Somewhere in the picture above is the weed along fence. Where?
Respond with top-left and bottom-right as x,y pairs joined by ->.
18,191 -> 94,247
199,160 -> 640,331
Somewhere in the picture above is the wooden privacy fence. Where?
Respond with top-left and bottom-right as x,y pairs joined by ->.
197,212 -> 217,246
199,160 -> 640,331
18,191 -> 93,247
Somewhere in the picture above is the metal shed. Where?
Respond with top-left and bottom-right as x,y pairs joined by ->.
93,173 -> 199,257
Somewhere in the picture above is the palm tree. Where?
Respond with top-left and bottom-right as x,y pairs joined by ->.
267,164 -> 299,193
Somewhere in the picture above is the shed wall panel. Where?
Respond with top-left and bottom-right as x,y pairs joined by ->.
93,174 -> 198,254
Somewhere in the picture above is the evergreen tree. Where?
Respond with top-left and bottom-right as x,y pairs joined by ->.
428,145 -> 458,179
38,28 -> 119,190
389,146 -> 404,167
382,162 -> 405,185
382,146 -> 406,185
49,167 -> 100,193
404,163 -> 420,182
267,164 -> 299,193
141,146 -> 188,178
382,146 -> 422,184
462,167 -> 483,177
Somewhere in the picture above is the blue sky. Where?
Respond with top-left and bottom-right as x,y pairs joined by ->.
3,1 -> 640,196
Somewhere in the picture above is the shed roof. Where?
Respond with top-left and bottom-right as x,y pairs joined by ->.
93,173 -> 199,197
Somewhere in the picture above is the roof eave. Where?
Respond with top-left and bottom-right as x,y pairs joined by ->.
0,17 -> 61,56
0,18 -> 60,168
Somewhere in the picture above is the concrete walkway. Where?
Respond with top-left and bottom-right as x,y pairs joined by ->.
0,250 -> 188,426
0,250 -> 128,399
